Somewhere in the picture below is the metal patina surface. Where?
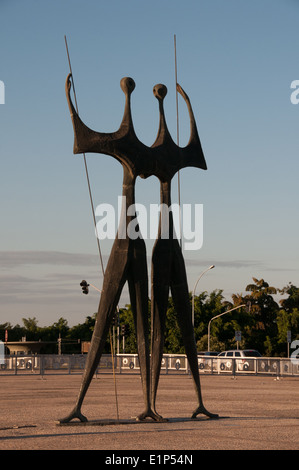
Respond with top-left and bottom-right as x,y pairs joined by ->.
60,75 -> 217,423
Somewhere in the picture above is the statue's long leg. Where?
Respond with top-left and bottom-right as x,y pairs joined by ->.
59,239 -> 129,423
170,241 -> 218,419
150,239 -> 171,422
127,238 -> 157,421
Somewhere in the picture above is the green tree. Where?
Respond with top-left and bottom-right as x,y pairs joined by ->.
193,289 -> 248,351
68,314 -> 96,342
52,317 -> 69,336
276,308 -> 299,355
22,317 -> 38,339
197,334 -> 225,352
193,289 -> 225,342
0,323 -> 13,342
118,305 -> 139,354
243,278 -> 279,354
279,283 -> 299,312
164,297 -> 184,353
4,278 -> 299,357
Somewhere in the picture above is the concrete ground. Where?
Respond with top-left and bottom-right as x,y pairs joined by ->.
0,373 -> 298,451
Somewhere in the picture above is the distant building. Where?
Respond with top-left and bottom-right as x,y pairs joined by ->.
5,340 -> 55,355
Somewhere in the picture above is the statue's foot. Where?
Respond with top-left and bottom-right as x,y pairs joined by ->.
58,408 -> 88,424
136,408 -> 168,423
191,405 -> 219,420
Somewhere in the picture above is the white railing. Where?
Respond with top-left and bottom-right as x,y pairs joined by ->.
197,355 -> 299,376
0,354 -> 298,377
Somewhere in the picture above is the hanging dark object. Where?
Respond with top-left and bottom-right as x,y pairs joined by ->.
80,280 -> 89,295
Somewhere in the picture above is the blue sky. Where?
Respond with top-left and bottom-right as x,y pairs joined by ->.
0,0 -> 298,327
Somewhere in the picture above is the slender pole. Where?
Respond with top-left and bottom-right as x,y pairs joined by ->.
192,265 -> 215,326
64,36 -> 105,278
174,34 -> 182,248
109,329 -> 119,420
208,304 -> 246,352
64,37 -> 119,419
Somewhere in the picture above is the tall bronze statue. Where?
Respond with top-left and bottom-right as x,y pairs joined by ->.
60,75 -> 156,423
60,74 -> 218,423
150,83 -> 218,420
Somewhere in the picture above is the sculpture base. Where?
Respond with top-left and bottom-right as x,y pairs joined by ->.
56,416 -> 219,426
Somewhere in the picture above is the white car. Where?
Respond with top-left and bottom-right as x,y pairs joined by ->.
217,349 -> 261,371
197,351 -> 219,371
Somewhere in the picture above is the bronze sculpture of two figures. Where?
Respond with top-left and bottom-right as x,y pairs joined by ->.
60,73 -> 218,423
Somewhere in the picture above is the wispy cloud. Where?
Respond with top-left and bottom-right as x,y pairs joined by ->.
1,250 -> 295,275
263,266 -> 299,272
184,257 -> 264,269
0,250 -> 106,269
0,272 -> 77,298
0,251 -> 105,310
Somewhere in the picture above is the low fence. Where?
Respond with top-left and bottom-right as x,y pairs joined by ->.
1,354 -> 299,378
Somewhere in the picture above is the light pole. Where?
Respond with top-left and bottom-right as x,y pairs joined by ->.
192,265 -> 215,326
207,304 -> 248,352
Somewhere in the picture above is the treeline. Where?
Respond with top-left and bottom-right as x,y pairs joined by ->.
1,278 -> 299,357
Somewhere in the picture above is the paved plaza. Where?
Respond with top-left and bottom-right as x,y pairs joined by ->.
0,373 -> 298,450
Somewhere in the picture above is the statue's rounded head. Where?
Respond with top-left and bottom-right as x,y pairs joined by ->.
153,84 -> 167,101
120,77 -> 135,95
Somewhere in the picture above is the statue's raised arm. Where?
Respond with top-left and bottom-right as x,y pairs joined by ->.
65,74 -> 152,177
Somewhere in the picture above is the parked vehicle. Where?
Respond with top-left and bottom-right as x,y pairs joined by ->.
217,349 -> 261,371
198,351 -> 220,357
197,351 -> 220,370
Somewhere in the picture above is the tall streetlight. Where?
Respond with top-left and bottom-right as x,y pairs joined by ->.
192,265 -> 215,326
207,303 -> 250,352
